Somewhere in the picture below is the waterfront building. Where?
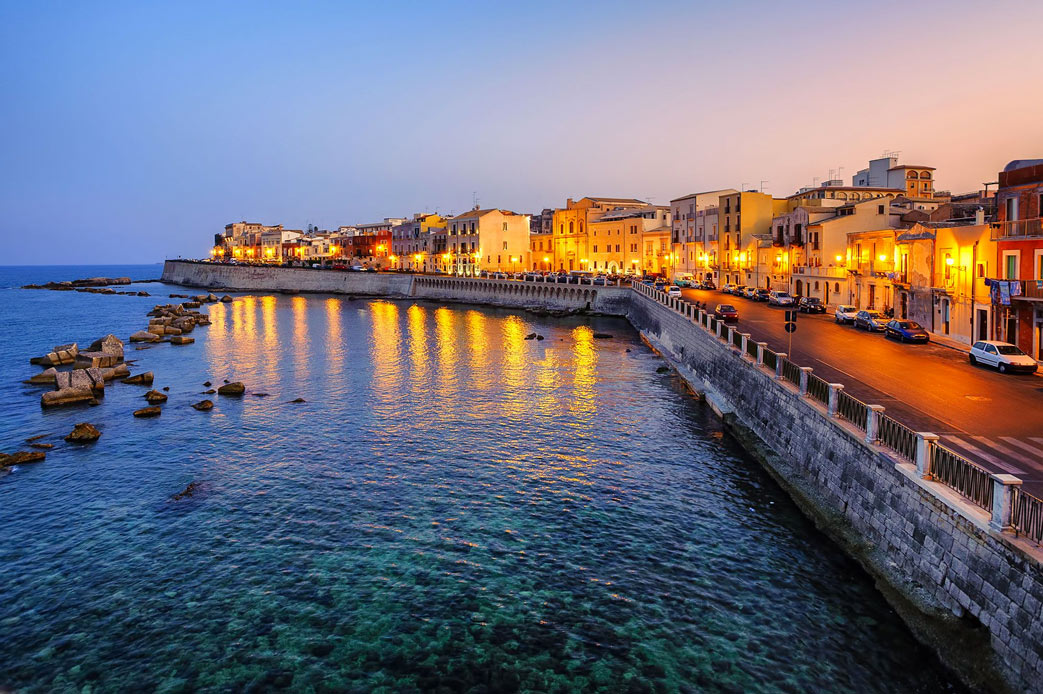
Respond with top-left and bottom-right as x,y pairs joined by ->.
641,223 -> 674,276
529,208 -> 555,271
445,208 -> 531,275
990,159 -> 1043,360
260,228 -> 303,263
551,197 -> 649,272
717,191 -> 787,288
220,221 -> 284,261
670,189 -> 736,281
588,206 -> 671,275
391,213 -> 447,273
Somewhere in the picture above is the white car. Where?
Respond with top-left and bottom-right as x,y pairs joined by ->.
768,290 -> 795,306
969,341 -> 1039,374
721,283 -> 737,294
667,285 -> 682,298
834,305 -> 858,324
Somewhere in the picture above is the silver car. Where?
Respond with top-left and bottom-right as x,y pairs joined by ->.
834,304 -> 858,324
854,309 -> 887,331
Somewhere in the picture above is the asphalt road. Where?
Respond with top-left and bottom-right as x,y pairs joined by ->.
680,287 -> 1043,496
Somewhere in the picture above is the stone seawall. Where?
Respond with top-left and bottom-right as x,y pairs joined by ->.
161,261 -> 632,315
627,285 -> 1043,693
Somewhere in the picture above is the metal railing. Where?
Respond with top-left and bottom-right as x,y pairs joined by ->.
746,337 -> 759,360
763,349 -> 777,371
781,359 -> 801,386
731,330 -> 744,348
806,373 -> 829,405
1012,487 -> 1043,544
836,390 -> 868,432
877,414 -> 918,462
991,218 -> 1043,240
930,444 -> 994,511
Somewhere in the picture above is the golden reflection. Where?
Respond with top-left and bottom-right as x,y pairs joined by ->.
407,304 -> 429,391
465,310 -> 491,393
570,325 -> 596,417
500,315 -> 526,418
261,295 -> 278,383
370,301 -> 402,399
434,307 -> 458,392
292,296 -> 309,376
325,297 -> 344,378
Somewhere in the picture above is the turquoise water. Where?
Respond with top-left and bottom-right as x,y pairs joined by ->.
0,266 -> 963,692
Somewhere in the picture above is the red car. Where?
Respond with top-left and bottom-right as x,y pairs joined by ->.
714,304 -> 739,323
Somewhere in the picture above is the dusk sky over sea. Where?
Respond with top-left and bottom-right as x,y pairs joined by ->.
3,0 -> 1042,265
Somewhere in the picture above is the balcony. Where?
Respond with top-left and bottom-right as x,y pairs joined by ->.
991,218 -> 1043,240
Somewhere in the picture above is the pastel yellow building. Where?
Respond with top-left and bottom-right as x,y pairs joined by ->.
444,208 -> 531,275
551,197 -> 648,272
588,206 -> 671,274
718,191 -> 787,287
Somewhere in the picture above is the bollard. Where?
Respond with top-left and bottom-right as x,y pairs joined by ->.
865,405 -> 885,444
990,474 -> 1023,532
755,342 -> 766,366
798,366 -> 812,396
740,333 -> 750,358
775,352 -> 787,380
716,320 -> 723,339
827,383 -> 843,416
915,432 -> 939,478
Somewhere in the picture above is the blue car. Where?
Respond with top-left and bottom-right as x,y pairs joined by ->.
884,319 -> 930,343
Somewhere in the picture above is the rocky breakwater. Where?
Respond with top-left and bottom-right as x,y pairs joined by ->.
21,276 -> 156,297
31,334 -> 127,407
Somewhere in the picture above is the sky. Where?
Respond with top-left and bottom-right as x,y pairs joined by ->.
2,0 -> 1042,264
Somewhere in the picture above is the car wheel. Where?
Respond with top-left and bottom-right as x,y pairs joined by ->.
999,363 -> 1007,374
969,355 -> 977,366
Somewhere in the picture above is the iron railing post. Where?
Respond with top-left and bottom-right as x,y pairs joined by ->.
990,474 -> 1023,532
915,433 -> 939,478
827,383 -> 843,416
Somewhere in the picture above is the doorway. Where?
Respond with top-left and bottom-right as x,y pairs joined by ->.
868,285 -> 876,309
976,309 -> 988,342
794,279 -> 803,297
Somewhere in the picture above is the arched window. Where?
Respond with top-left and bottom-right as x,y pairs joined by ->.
920,171 -> 931,179
837,192 -> 848,200
569,221 -> 574,234
834,282 -> 840,293
814,281 -> 820,290
907,171 -> 919,179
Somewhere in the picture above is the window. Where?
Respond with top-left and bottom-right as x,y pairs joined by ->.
835,282 -> 840,293
1006,197 -> 1019,221
1004,252 -> 1019,279
569,221 -> 574,234
501,222 -> 506,231
878,204 -> 885,214
615,244 -> 620,252
502,242 -> 508,250
593,245 -> 598,253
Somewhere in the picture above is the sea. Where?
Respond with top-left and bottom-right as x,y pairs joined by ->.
0,265 -> 963,692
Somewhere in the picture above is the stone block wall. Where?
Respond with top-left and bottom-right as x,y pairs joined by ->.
627,287 -> 1043,693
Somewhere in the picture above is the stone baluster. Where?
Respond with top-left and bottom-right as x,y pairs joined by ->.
915,432 -> 939,478
990,474 -> 1023,532
798,367 -> 812,396
827,383 -> 843,416
755,342 -> 766,366
774,352 -> 787,380
865,405 -> 885,444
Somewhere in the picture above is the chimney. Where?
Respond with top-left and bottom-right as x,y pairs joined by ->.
567,198 -> 574,207
975,207 -> 985,225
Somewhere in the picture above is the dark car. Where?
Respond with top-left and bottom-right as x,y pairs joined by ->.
853,309 -> 888,331
700,279 -> 716,290
754,288 -> 771,302
714,304 -> 739,324
884,319 -> 930,343
798,297 -> 825,314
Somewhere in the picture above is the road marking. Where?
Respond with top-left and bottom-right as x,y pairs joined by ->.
943,435 -> 1026,474
1000,437 -> 1043,460
972,436 -> 1040,465
1031,437 -> 1043,448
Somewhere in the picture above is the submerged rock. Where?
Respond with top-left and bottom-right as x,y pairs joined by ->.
288,398 -> 306,403
524,332 -> 537,340
170,481 -> 202,501
252,392 -> 269,397
536,335 -> 545,341
217,382 -> 245,396
121,371 -> 154,386
203,381 -> 212,387
191,399 -> 213,411
65,422 -> 101,443
170,335 -> 194,345
129,330 -> 161,343
133,406 -> 162,418
55,368 -> 105,393
220,295 -> 233,303
26,367 -> 58,385
24,434 -> 49,443
29,443 -> 54,450
202,389 -> 216,394
655,366 -> 670,374
144,389 -> 168,404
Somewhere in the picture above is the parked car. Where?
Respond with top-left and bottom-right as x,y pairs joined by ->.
667,285 -> 682,298
853,309 -> 888,331
768,290 -> 796,306
348,265 -> 364,272
834,304 -> 858,324
740,286 -> 758,299
884,319 -> 930,343
714,304 -> 739,323
969,341 -> 1039,374
593,275 -> 608,286
653,281 -> 667,292
754,288 -> 771,302
673,273 -> 694,287
733,285 -> 749,298
721,283 -> 737,294
700,279 -> 717,290
798,297 -> 825,314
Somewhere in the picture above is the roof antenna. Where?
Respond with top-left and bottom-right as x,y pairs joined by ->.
472,191 -> 479,210
759,180 -> 769,193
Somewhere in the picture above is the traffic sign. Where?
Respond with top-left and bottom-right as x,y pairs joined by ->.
785,310 -> 798,323
785,322 -> 797,333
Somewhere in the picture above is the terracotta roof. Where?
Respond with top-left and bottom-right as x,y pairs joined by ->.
583,196 -> 648,204
669,189 -> 738,203
887,165 -> 936,171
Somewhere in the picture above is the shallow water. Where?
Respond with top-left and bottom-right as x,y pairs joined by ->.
0,265 -> 963,692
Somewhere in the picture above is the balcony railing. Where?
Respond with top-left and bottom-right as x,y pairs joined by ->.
991,218 -> 1043,240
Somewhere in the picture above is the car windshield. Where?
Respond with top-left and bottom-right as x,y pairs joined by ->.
996,345 -> 1026,355
804,298 -> 820,303
865,311 -> 883,318
776,292 -> 791,298
839,306 -> 855,312
897,321 -> 922,329
718,305 -> 735,311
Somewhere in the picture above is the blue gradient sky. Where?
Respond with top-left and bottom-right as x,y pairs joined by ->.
3,0 -> 1041,264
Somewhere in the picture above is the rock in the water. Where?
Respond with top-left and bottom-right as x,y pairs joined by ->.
100,364 -> 130,380
55,367 -> 105,393
88,334 -> 124,359
182,301 -> 201,309
162,386 -> 169,391
170,335 -> 194,345
191,399 -> 213,411
655,366 -> 670,374
170,481 -> 201,500
65,422 -> 101,443
73,351 -> 120,369
592,333 -> 613,339
217,382 -> 245,396
27,367 -> 58,385
220,295 -> 233,303
524,332 -> 537,340
203,389 -> 216,394
24,434 -> 49,443
121,371 -> 154,386
30,343 -> 78,366
130,330 -> 161,343
42,387 -> 95,408
0,451 -> 46,466
289,398 -> 306,403
536,335 -> 545,341
133,406 -> 162,418
29,442 -> 54,450
203,381 -> 212,387
252,392 -> 269,397
206,294 -> 219,302
144,389 -> 168,404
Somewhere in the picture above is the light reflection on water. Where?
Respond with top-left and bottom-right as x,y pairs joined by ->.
0,287 -> 964,693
